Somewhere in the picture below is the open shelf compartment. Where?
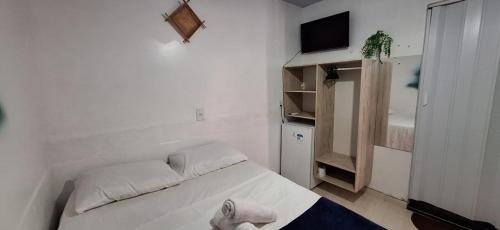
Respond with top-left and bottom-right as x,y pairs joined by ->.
283,65 -> 317,91
315,163 -> 355,192
284,85 -> 316,121
318,60 -> 363,73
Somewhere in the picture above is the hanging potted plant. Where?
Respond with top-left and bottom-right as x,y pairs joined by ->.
361,30 -> 393,63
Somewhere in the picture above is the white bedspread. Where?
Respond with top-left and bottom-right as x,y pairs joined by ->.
58,161 -> 320,230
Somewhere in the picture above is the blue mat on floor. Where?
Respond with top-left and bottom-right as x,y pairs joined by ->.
281,197 -> 386,230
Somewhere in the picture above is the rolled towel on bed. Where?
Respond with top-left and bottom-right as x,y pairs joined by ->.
221,199 -> 277,224
210,210 -> 257,230
233,222 -> 257,230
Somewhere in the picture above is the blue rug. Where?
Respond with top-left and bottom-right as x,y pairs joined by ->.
281,197 -> 386,230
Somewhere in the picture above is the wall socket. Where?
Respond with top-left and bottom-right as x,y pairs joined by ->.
196,108 -> 205,121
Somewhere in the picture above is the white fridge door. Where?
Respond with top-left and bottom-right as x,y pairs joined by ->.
281,123 -> 314,189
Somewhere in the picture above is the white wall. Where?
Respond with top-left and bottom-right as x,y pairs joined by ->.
291,0 -> 433,66
0,0 -> 54,229
28,0 -> 300,209
370,147 -> 412,200
296,0 -> 434,199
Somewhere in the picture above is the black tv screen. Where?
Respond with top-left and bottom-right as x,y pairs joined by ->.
301,11 -> 350,53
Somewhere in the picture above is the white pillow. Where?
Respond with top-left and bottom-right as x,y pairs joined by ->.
168,142 -> 248,179
74,160 -> 183,214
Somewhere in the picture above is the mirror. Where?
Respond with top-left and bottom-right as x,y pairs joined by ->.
375,55 -> 421,152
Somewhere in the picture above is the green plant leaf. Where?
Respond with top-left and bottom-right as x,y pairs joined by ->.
361,31 -> 393,63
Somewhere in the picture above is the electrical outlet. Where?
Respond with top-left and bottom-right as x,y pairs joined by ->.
196,108 -> 205,121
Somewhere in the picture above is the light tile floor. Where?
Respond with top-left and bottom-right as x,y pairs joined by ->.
312,183 -> 417,230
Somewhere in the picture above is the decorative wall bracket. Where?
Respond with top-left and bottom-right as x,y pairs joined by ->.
163,0 -> 206,43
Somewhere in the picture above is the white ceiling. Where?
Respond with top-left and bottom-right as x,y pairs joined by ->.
282,0 -> 324,8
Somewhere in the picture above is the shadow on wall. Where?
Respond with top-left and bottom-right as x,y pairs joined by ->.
0,101 -> 5,129
51,181 -> 75,230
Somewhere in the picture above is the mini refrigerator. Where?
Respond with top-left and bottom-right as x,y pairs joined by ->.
281,122 -> 319,189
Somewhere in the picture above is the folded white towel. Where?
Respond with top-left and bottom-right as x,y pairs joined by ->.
210,210 -> 257,230
221,199 -> 277,224
234,223 -> 257,230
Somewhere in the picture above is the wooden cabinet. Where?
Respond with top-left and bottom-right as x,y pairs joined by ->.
283,59 -> 392,192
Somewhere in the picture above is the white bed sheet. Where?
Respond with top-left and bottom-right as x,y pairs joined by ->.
58,161 -> 320,230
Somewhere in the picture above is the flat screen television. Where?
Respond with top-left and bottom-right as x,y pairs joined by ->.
301,11 -> 350,53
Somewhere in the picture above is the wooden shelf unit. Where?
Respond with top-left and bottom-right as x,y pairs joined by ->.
282,59 -> 392,193
283,65 -> 317,122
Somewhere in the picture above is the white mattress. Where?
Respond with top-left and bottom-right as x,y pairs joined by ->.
58,161 -> 320,230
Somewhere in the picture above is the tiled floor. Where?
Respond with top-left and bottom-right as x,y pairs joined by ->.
312,183 -> 417,230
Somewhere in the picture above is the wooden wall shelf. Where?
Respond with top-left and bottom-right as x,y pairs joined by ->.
287,112 -> 316,120
284,90 -> 317,94
282,59 -> 392,193
336,67 -> 362,71
316,152 -> 356,173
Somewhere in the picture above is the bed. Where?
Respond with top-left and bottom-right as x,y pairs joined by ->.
58,161 -> 383,230
387,113 -> 415,152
